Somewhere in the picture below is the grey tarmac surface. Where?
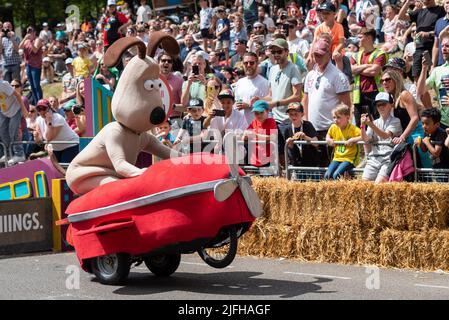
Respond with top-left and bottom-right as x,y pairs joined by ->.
1,252 -> 449,300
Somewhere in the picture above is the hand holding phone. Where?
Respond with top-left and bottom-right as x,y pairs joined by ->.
213,109 -> 226,117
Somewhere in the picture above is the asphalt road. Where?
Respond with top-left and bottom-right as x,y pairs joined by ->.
1,252 -> 449,300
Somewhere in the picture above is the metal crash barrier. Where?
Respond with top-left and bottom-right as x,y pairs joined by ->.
8,141 -> 80,168
284,140 -> 449,183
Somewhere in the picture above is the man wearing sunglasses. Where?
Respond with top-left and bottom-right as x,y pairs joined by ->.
234,52 -> 269,124
230,38 -> 248,69
263,38 -> 302,126
302,38 -> 351,166
158,52 -> 184,127
351,28 -> 387,127
286,18 -> 310,60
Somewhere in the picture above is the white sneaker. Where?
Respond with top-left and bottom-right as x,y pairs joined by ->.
356,157 -> 367,169
8,155 -> 26,166
0,155 -> 6,163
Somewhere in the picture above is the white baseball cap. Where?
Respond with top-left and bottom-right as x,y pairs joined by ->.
65,58 -> 74,65
42,22 -> 49,27
43,57 -> 51,63
107,0 -> 116,6
375,92 -> 394,105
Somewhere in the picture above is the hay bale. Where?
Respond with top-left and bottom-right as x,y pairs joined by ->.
251,177 -> 449,232
380,229 -> 449,271
245,177 -> 449,271
239,219 -> 381,266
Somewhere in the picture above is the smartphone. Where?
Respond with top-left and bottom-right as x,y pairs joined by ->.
423,50 -> 432,67
361,105 -> 374,121
192,65 -> 199,75
173,104 -> 187,113
282,24 -> 289,37
213,109 -> 226,117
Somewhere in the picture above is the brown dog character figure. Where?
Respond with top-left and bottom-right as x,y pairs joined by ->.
66,32 -> 180,195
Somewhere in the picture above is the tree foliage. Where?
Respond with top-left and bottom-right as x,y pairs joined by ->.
0,0 -> 102,30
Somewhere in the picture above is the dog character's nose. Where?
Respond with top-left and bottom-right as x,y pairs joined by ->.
150,107 -> 166,125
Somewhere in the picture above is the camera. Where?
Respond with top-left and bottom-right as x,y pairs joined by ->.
2,29 -> 10,37
72,105 -> 84,115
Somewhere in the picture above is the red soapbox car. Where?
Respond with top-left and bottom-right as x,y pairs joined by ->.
59,153 -> 262,285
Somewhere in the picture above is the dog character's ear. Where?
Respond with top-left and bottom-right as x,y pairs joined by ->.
147,31 -> 180,58
103,37 -> 146,67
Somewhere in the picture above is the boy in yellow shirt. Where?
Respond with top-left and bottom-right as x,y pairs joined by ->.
325,104 -> 362,180
72,43 -> 93,79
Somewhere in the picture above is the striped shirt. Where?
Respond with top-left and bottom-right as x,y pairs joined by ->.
1,36 -> 21,66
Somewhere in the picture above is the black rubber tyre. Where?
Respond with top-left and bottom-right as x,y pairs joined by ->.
144,254 -> 181,277
91,253 -> 131,285
197,225 -> 238,269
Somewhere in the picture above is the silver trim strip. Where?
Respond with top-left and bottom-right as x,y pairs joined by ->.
68,179 -> 230,223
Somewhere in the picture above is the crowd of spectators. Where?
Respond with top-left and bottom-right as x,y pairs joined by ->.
1,0 -> 449,183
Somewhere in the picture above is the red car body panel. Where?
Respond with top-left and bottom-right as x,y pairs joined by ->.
65,153 -> 255,269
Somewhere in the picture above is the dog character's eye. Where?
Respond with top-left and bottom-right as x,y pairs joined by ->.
144,80 -> 157,91
154,79 -> 163,89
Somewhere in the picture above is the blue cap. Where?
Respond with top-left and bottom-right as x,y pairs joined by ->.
252,100 -> 269,112
63,99 -> 77,111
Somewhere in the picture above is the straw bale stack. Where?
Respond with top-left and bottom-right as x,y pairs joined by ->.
240,177 -> 449,271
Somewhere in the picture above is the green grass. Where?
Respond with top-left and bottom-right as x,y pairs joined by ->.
42,82 -> 63,99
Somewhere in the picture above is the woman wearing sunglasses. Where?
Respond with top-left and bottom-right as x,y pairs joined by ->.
380,70 -> 431,168
34,99 -> 80,164
0,79 -> 28,165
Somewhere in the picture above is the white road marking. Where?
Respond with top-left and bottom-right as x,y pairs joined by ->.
284,271 -> 352,280
415,284 -> 449,290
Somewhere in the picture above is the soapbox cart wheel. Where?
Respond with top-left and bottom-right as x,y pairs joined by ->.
144,254 -> 181,277
91,253 -> 131,285
197,225 -> 238,269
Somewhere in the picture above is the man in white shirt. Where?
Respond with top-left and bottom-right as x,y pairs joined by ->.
286,18 -> 310,59
136,0 -> 152,24
233,52 -> 270,124
302,39 -> 351,165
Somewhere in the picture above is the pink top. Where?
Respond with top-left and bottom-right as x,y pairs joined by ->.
23,39 -> 43,69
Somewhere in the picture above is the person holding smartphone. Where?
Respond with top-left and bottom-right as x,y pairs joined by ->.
204,89 -> 248,138
417,32 -> 449,130
181,52 -> 208,107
